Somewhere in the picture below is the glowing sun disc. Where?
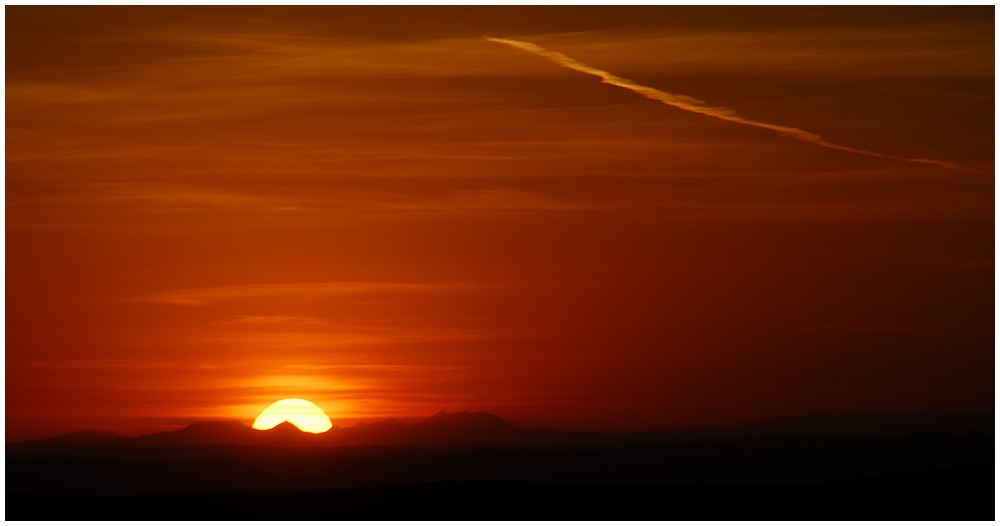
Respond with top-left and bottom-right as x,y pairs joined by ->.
252,398 -> 333,433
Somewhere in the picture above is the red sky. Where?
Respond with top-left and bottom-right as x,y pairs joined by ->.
6,7 -> 994,440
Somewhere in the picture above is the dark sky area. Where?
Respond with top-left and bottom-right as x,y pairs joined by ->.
6,6 -> 993,440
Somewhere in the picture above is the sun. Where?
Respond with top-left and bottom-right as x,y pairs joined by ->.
252,398 -> 333,433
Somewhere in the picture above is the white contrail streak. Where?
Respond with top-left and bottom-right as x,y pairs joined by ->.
487,37 -> 961,171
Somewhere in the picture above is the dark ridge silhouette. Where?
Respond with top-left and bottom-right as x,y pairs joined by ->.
258,421 -> 340,447
134,420 -> 259,447
6,409 -> 993,520
7,409 -> 994,453
684,410 -> 996,439
7,429 -> 132,452
6,410 -> 557,452
335,410 -> 533,447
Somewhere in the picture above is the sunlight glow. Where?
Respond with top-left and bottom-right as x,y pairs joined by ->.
252,398 -> 333,433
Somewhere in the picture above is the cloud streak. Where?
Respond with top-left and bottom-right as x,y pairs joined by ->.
134,281 -> 482,306
487,37 -> 962,171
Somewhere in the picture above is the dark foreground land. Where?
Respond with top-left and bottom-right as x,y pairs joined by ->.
7,462 -> 995,520
8,435 -> 994,520
7,411 -> 994,519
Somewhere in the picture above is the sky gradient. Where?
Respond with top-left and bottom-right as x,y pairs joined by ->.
6,6 -> 994,440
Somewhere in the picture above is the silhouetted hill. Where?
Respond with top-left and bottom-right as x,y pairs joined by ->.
7,409 -> 993,453
8,411 -> 560,452
8,420 -> 319,452
7,410 -> 993,518
134,421 -> 258,447
137,420 -> 338,448
8,430 -> 131,452
334,410 -> 544,446
679,410 -> 995,440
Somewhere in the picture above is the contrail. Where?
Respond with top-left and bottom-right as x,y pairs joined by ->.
487,37 -> 962,171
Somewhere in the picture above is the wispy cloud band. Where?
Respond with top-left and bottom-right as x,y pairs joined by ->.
487,37 -> 962,171
133,281 -> 482,306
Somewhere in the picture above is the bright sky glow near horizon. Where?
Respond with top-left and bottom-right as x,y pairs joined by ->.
6,6 -> 994,441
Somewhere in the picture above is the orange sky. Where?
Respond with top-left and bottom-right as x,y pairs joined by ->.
6,6 -> 994,440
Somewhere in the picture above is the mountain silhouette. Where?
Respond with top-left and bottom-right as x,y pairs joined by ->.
6,411 -> 533,452
419,410 -> 514,430
7,409 -> 994,453
258,421 -> 333,446
10,429 -> 131,452
135,419 -> 337,448
7,409 -> 994,519
674,410 -> 996,439
335,410 -> 528,446
134,420 -> 259,447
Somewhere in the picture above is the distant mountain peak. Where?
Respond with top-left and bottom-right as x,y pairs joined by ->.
61,429 -> 128,439
422,410 -> 510,424
9,409 -> 993,453
182,420 -> 251,431
415,410 -> 516,434
263,421 -> 310,434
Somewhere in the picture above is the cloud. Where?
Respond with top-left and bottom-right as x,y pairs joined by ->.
8,359 -> 221,371
488,37 -> 963,171
133,281 -> 483,306
517,25 -> 993,79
